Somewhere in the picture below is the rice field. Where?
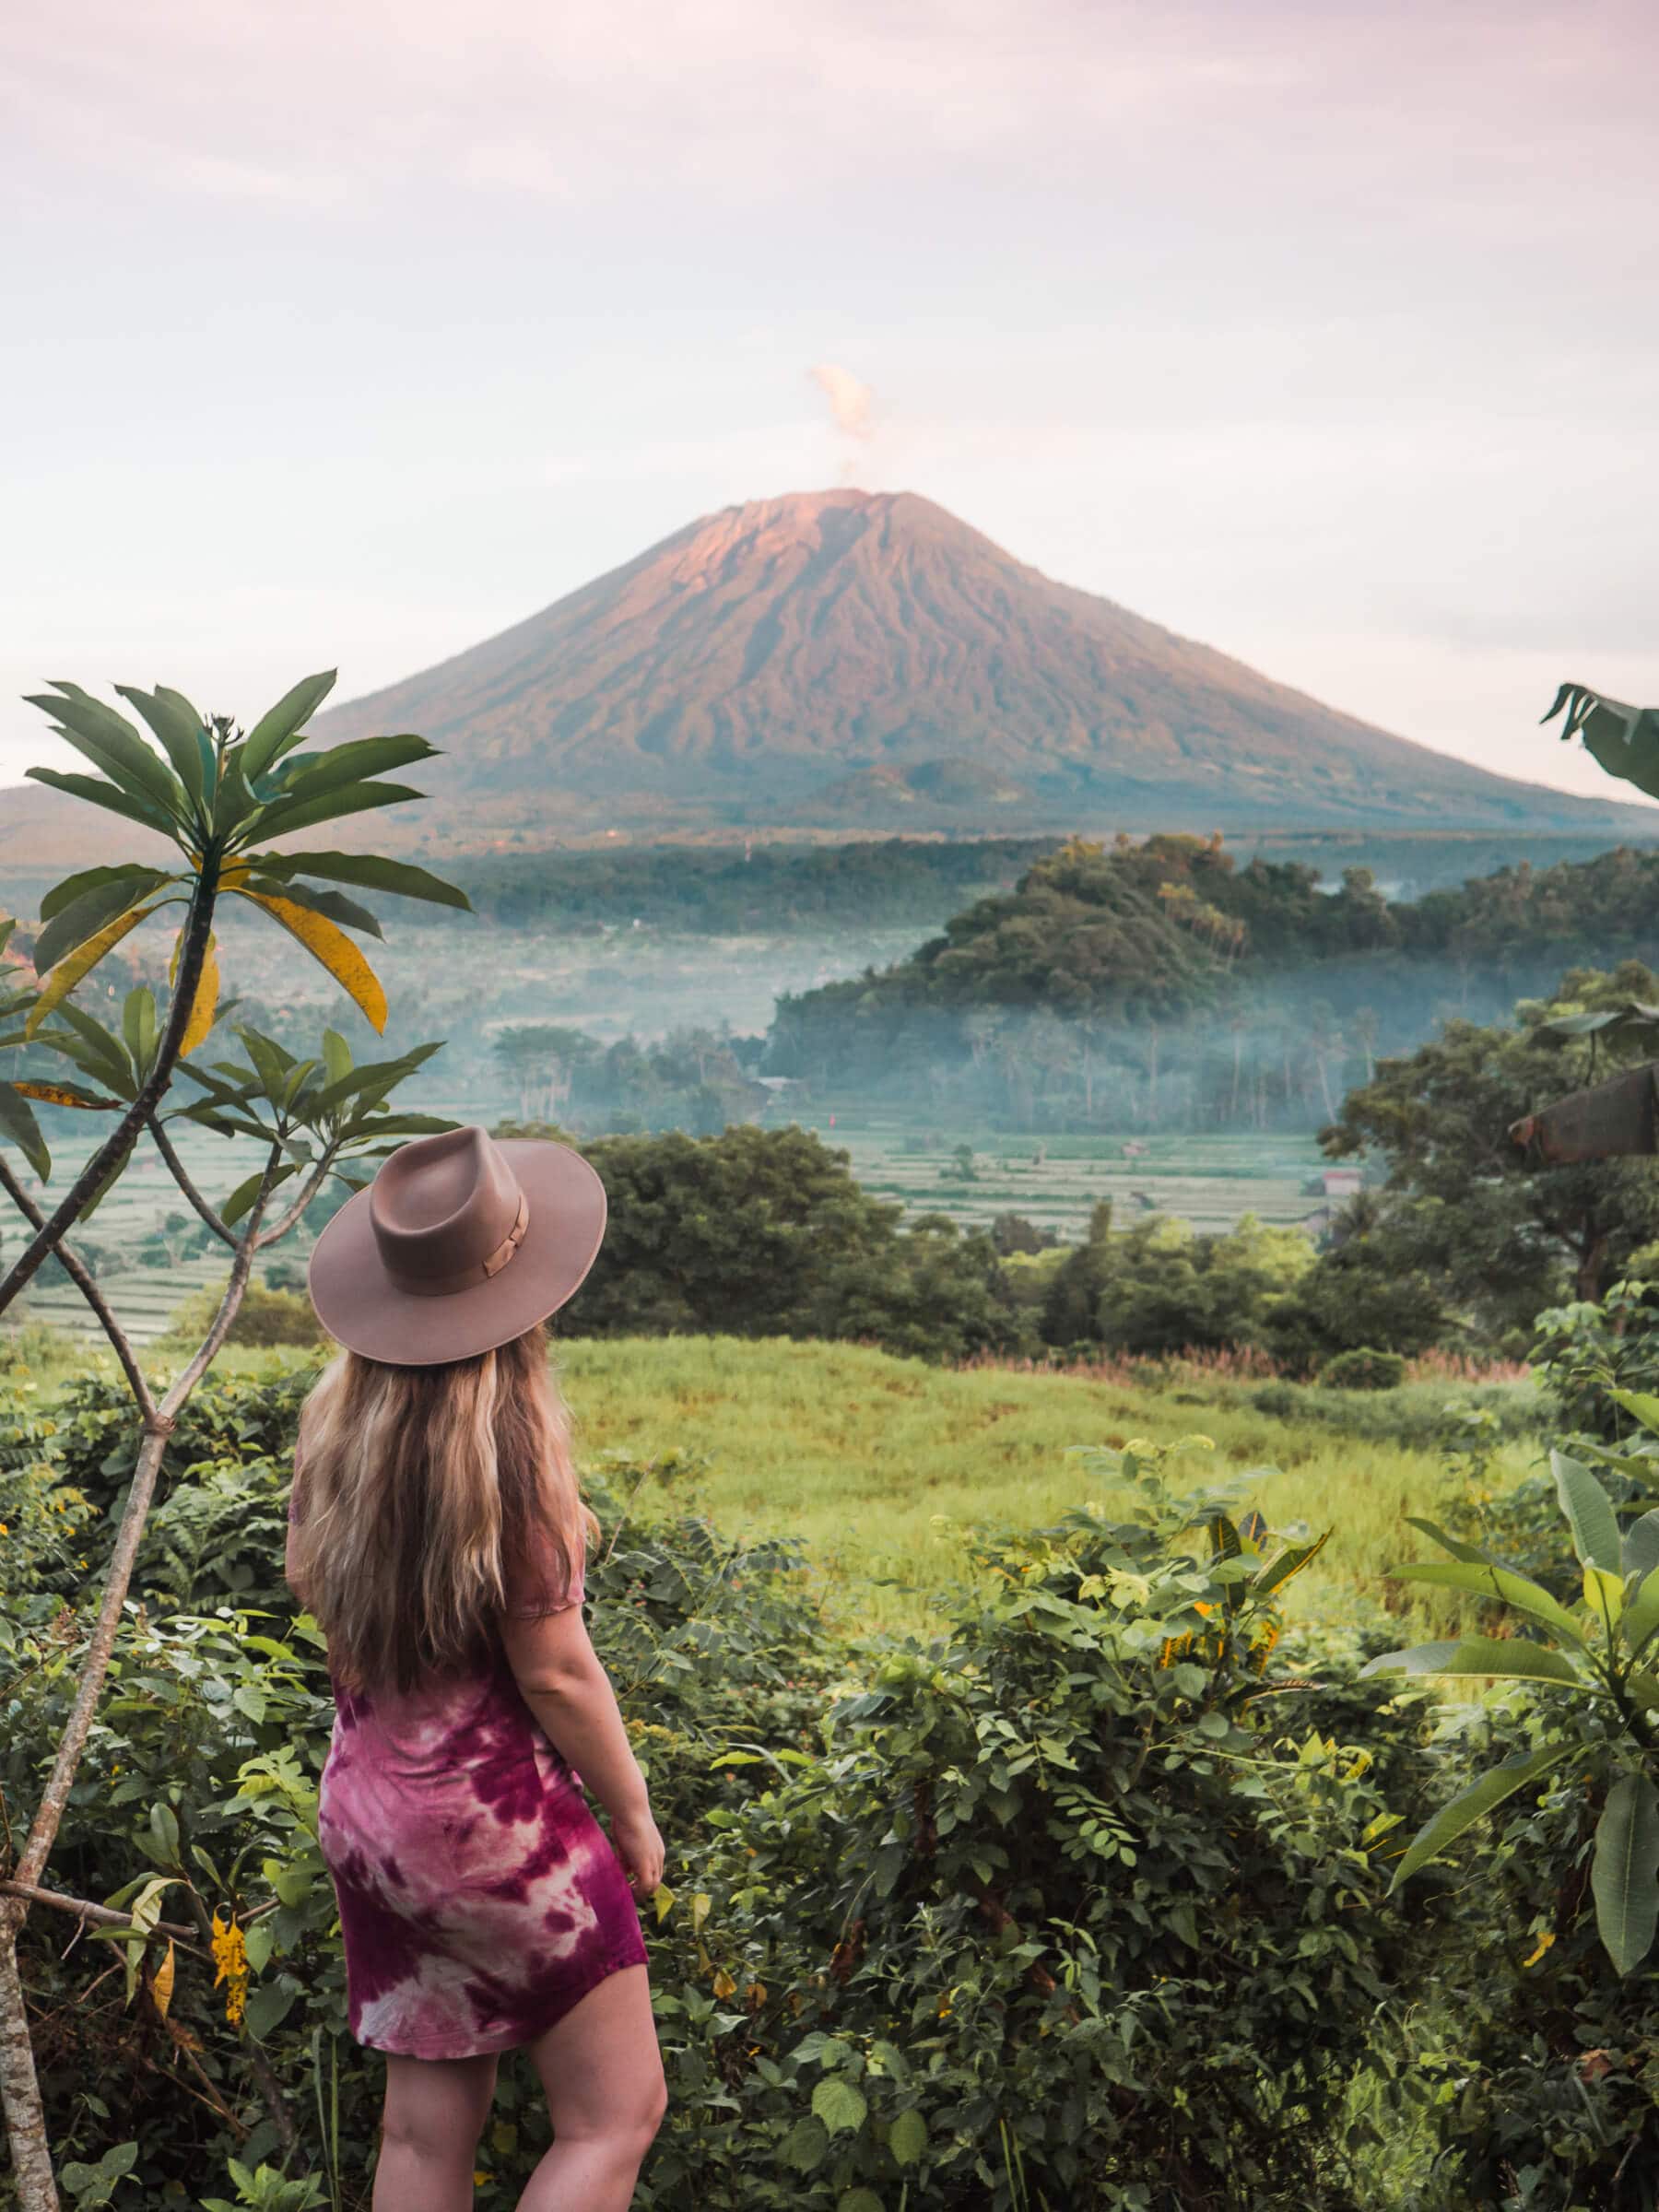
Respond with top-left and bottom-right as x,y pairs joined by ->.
790,1117 -> 1330,1240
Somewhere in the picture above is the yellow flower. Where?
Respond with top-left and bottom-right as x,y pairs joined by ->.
1523,1929 -> 1556,1969
474,2175 -> 491,2189
210,1911 -> 249,2028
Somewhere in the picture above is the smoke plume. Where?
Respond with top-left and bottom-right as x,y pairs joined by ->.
809,362 -> 877,482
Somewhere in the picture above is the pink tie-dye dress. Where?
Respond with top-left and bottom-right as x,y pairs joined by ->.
289,1465 -> 648,2060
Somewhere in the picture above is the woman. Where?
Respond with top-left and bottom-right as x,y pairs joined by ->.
286,1124 -> 667,2211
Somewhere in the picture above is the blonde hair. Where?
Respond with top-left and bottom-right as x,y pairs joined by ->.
290,1322 -> 600,1696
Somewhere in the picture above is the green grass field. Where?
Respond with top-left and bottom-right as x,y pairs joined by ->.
551,1335 -> 1539,1643
18,1328 -> 1540,1648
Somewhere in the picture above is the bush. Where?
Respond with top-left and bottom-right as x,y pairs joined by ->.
161,1278 -> 325,1351
1319,1347 -> 1406,1391
1531,1278 -> 1659,1443
561,1124 -> 1027,1362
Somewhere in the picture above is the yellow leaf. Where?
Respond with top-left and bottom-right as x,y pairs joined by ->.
236,890 -> 386,1032
10,1082 -> 117,1111
25,900 -> 159,1036
169,928 -> 219,1056
712,1968 -> 737,1999
1524,1928 -> 1556,1969
150,1939 -> 176,2020
653,1883 -> 675,1924
691,1892 -> 712,1936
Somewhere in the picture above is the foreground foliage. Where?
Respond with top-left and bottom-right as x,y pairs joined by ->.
4,1364 -> 1451,2210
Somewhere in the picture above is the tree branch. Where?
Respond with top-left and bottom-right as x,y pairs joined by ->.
0,869 -> 218,1316
0,1881 -> 201,1951
0,1156 -> 155,1417
146,1114 -> 236,1249
161,1145 -> 287,1413
7,1143 -> 284,1896
253,1149 -> 335,1249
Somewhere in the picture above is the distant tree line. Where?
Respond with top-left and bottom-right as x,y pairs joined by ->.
768,835 -> 1659,1132
480,958 -> 1659,1373
404,838 -> 1059,934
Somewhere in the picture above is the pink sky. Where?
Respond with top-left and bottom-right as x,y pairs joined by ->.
3,0 -> 1655,800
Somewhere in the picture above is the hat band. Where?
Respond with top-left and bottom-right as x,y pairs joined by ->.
395,1191 -> 531,1298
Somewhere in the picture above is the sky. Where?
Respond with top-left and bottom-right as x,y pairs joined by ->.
3,0 -> 1656,801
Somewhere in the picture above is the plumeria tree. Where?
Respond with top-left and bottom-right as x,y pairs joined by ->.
0,673 -> 467,2208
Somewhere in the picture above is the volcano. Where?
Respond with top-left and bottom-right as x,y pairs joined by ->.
312,488 -> 1650,837
5,488 -> 1653,863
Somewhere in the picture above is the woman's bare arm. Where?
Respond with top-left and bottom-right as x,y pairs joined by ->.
501,1606 -> 652,1824
284,1500 -> 312,1610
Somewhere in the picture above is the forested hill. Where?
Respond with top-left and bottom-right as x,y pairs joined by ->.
768,834 -> 1659,1074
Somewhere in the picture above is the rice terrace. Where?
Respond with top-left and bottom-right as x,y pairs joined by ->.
6,9 -> 1659,2210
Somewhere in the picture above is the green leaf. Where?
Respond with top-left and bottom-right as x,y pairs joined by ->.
888,2104 -> 928,2166
1586,1564 -> 1626,1627
49,1002 -> 139,1094
1554,1450 -> 1623,1574
838,2194 -> 886,2212
1388,1744 -> 1573,1888
29,684 -> 185,820
811,2076 -> 868,2136
1388,1560 -> 1589,1647
240,669 -> 337,783
252,848 -> 472,910
38,864 -> 174,925
236,780 -> 424,847
321,1028 -> 352,1086
0,1083 -> 51,1180
113,686 -> 207,808
781,2115 -> 829,2172
242,1978 -> 299,2041
1622,1565 -> 1659,1658
270,733 -> 438,803
222,1163 -> 298,1226
33,877 -> 171,974
1624,1512 -> 1659,1583
1593,1771 -> 1659,1975
210,750 -> 254,838
1609,1388 -> 1659,1439
1401,1515 -> 1504,1566
148,1802 -> 181,1865
24,765 -> 174,836
1360,1637 -> 1589,1689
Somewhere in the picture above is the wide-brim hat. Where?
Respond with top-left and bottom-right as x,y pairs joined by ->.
307,1125 -> 606,1366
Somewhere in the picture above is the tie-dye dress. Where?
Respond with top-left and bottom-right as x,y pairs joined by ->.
289,1466 -> 648,2060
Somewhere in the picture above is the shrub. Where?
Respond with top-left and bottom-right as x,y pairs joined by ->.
160,1279 -> 325,1351
1319,1347 -> 1406,1392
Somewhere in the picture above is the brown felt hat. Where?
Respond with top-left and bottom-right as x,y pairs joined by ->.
306,1126 -> 607,1366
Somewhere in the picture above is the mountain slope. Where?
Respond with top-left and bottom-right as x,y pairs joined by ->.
310,488 -> 1653,836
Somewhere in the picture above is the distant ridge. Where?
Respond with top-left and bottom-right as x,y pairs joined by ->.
4,488 -> 1655,862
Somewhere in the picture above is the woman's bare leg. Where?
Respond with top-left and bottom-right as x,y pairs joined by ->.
374,2050 -> 500,2212
517,1965 -> 665,2212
